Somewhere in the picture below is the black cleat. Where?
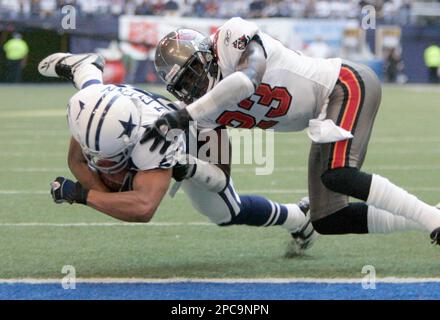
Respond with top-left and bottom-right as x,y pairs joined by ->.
286,197 -> 318,257
430,227 -> 440,245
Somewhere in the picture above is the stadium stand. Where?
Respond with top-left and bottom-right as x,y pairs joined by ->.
0,0 -> 435,24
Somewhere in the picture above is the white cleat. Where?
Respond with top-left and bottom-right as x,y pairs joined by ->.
38,52 -> 105,81
436,203 -> 440,210
285,197 -> 318,258
38,53 -> 70,78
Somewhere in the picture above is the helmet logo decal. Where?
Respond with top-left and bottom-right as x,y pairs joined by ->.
224,30 -> 232,46
173,30 -> 198,41
233,35 -> 251,51
76,100 -> 85,120
118,114 -> 137,138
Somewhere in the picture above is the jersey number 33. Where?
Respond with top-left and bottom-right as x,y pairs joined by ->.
215,83 -> 292,129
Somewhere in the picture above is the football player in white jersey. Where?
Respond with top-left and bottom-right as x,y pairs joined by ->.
142,17 -> 440,245
38,52 -> 316,254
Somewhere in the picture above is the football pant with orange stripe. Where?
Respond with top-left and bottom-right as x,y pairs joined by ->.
309,60 -> 381,221
309,60 -> 439,238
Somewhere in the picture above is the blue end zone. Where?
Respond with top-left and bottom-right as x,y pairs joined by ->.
1,282 -> 440,300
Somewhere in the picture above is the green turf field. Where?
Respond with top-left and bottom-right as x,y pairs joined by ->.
0,84 -> 439,279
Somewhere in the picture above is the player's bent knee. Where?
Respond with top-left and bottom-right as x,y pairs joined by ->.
311,218 -> 334,235
321,167 -> 356,192
311,203 -> 369,235
217,212 -> 245,227
321,167 -> 372,201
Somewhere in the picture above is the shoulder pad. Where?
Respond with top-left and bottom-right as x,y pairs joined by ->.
213,17 -> 260,75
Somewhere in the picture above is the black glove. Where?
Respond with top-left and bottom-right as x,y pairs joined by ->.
140,109 -> 192,154
172,161 -> 197,182
50,177 -> 89,205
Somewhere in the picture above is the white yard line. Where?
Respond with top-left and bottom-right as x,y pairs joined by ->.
280,136 -> 440,144
1,135 -> 440,144
0,140 -> 66,145
0,110 -> 65,118
0,277 -> 439,284
0,191 -> 48,195
1,187 -> 440,196
280,149 -> 440,156
234,165 -> 440,173
0,222 -> 212,227
0,168 -> 67,172
0,153 -> 65,158
2,164 -> 440,173
0,189 -> 306,195
0,130 -> 67,135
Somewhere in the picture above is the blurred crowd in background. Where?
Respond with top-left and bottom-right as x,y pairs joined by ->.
0,0 -> 420,25
1,0 -> 439,83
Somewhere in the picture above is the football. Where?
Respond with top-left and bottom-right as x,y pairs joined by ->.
98,169 -> 131,192
95,160 -> 134,192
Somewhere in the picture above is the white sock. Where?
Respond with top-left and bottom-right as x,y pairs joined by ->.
367,174 -> 440,232
282,204 -> 306,233
367,205 -> 424,234
73,64 -> 103,89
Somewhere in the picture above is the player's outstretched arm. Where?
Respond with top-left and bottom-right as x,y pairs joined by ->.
185,40 -> 267,121
67,137 -> 110,192
50,169 -> 172,222
140,41 -> 267,152
85,169 -> 172,222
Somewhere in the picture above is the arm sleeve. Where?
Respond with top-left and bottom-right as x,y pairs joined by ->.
186,71 -> 255,122
186,18 -> 263,123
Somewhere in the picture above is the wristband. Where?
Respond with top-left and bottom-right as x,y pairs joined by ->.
74,182 -> 89,205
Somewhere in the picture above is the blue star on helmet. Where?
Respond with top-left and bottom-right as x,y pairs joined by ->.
118,115 -> 137,138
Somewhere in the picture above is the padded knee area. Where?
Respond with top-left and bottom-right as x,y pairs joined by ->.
312,203 -> 369,234
312,217 -> 335,235
321,167 -> 372,201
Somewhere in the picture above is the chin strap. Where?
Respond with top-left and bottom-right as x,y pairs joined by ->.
206,66 -> 221,93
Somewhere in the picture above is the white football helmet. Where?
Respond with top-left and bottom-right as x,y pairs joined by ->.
67,86 -> 143,174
